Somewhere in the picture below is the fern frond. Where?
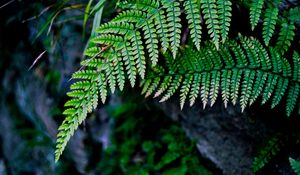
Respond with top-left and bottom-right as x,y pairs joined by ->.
217,0 -> 232,43
263,7 -> 279,46
289,7 -> 300,22
229,40 -> 247,68
201,0 -> 220,49
275,22 -> 295,55
160,75 -> 183,102
184,0 -> 202,50
163,0 -> 181,58
293,51 -> 300,82
289,157 -> 300,175
221,70 -> 231,108
56,0 -> 300,162
154,76 -> 173,98
249,0 -> 264,30
180,75 -> 193,109
153,6 -> 170,53
249,71 -> 267,105
240,70 -> 255,112
240,36 -> 260,68
230,69 -> 242,106
128,30 -> 146,79
209,71 -> 221,107
201,72 -> 211,109
142,19 -> 159,65
252,136 -> 282,173
271,78 -> 288,108
189,73 -> 201,106
142,38 -> 299,114
55,77 -> 98,161
286,84 -> 299,116
261,74 -> 278,105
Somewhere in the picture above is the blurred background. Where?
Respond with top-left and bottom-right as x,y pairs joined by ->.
1,0 -> 300,175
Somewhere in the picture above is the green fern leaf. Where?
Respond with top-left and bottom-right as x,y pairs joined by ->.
155,76 -> 173,97
219,45 -> 234,68
275,22 -> 295,55
252,136 -> 282,173
221,70 -> 231,108
103,57 -> 117,94
249,71 -> 267,105
249,0 -> 264,30
160,75 -> 183,102
217,0 -> 232,43
229,40 -> 247,68
240,70 -> 255,112
271,78 -> 289,108
241,37 -> 260,68
270,48 -> 283,74
201,0 -> 220,49
289,7 -> 300,22
286,84 -> 299,116
289,157 -> 300,175
263,7 -> 279,46
293,51 -> 300,81
189,73 -> 201,106
145,77 -> 161,97
55,79 -> 98,161
154,7 -> 170,53
261,74 -> 278,105
201,72 -> 211,109
141,78 -> 152,95
230,69 -> 243,105
209,71 -> 221,106
113,52 -> 125,90
127,30 -> 146,79
253,39 -> 272,70
142,19 -> 159,65
180,75 -> 193,109
184,0 -> 202,50
163,0 -> 181,58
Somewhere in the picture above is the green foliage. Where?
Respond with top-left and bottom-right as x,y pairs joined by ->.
263,7 -> 278,46
55,0 -> 300,161
96,100 -> 213,175
275,22 -> 295,55
142,37 -> 299,113
252,135 -> 283,173
249,0 -> 264,31
289,157 -> 300,175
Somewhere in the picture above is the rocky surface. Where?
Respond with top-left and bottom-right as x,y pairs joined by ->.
158,99 -> 298,175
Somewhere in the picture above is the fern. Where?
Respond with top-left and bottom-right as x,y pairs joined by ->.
217,0 -> 232,43
183,0 -> 202,50
252,135 -> 283,173
55,0 -> 300,161
249,0 -> 264,30
289,6 -> 300,22
201,0 -> 220,49
290,157 -> 300,175
163,0 -> 181,58
141,37 -> 300,112
263,7 -> 279,46
275,22 -> 295,55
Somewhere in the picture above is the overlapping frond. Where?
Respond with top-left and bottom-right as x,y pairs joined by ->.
141,37 -> 300,114
56,0 -> 300,162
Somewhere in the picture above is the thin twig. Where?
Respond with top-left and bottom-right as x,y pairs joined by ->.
28,50 -> 47,70
0,0 -> 15,9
